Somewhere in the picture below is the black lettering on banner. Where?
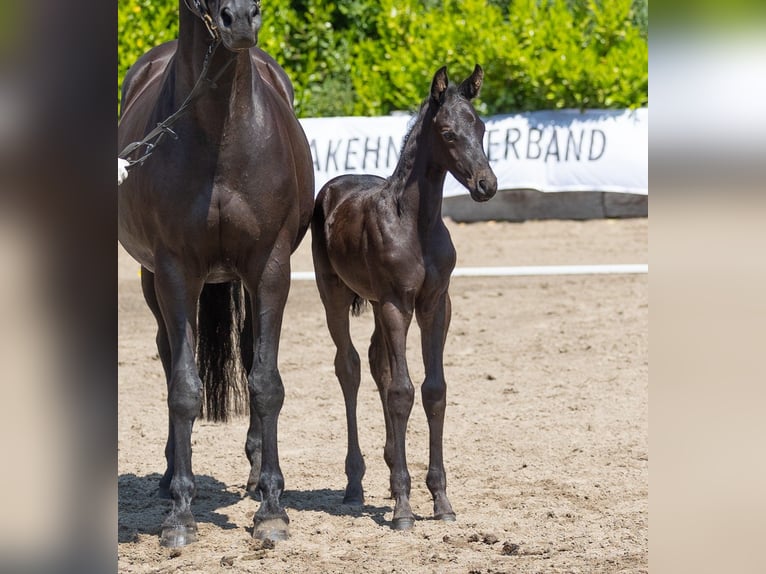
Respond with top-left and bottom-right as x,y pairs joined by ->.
566,130 -> 584,161
363,136 -> 381,169
526,127 -> 542,159
309,139 -> 321,171
485,129 -> 500,162
345,137 -> 359,170
505,128 -> 521,159
544,129 -> 560,162
326,139 -> 341,171
588,129 -> 606,160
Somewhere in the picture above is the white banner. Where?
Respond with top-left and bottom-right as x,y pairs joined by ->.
299,108 -> 647,197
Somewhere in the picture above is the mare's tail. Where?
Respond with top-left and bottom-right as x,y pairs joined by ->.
197,281 -> 248,422
351,295 -> 368,317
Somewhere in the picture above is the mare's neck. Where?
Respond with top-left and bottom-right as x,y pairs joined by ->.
390,107 -> 447,228
175,4 -> 249,103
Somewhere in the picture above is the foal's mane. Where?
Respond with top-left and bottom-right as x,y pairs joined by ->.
388,96 -> 434,191
388,84 -> 464,195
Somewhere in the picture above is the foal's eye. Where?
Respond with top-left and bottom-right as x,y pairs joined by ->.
442,131 -> 457,142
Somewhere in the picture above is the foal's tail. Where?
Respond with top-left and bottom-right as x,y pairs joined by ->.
197,281 -> 248,422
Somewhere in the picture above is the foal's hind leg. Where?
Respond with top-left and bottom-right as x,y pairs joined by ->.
416,292 -> 456,522
318,285 -> 366,506
369,305 -> 395,483
151,253 -> 206,547
140,266 -> 174,499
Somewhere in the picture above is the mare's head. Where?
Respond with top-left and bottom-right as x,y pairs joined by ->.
191,0 -> 262,50
428,65 -> 497,202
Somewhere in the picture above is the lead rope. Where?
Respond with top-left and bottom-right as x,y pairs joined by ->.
118,1 -> 225,170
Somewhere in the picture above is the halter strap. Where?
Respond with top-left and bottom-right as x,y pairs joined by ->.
183,0 -> 221,41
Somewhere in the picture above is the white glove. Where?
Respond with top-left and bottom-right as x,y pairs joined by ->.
118,158 -> 129,185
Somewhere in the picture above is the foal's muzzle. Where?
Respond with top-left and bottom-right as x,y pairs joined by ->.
468,171 -> 498,202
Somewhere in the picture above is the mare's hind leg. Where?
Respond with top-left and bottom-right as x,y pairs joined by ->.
241,248 -> 293,541
152,253 -> 205,547
240,295 -> 263,496
140,266 -> 174,499
416,292 -> 456,521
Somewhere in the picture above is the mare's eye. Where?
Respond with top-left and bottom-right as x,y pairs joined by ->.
442,131 -> 457,142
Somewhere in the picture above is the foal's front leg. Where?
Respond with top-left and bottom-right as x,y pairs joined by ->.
378,300 -> 416,529
416,291 -> 456,522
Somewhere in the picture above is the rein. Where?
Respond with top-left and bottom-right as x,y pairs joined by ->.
118,1 -> 230,170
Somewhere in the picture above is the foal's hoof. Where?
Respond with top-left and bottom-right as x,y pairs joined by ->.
391,516 -> 415,531
245,482 -> 262,501
435,512 -> 457,522
253,518 -> 289,542
160,525 -> 197,547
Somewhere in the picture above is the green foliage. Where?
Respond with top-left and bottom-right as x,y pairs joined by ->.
118,0 -> 178,111
258,0 -> 357,116
485,0 -> 649,112
118,0 -> 647,117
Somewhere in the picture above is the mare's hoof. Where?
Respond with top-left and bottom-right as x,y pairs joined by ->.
158,486 -> 172,500
253,518 -> 289,542
342,494 -> 364,508
435,512 -> 456,522
160,525 -> 197,547
391,516 -> 415,530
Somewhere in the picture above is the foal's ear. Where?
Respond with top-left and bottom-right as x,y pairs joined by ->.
459,64 -> 484,100
430,66 -> 449,107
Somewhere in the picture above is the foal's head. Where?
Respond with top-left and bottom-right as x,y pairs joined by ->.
190,0 -> 263,50
428,65 -> 497,202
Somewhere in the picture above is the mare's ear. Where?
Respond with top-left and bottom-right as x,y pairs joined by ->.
430,66 -> 449,107
459,64 -> 484,100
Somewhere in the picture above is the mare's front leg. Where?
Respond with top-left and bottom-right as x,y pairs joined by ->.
378,299 -> 416,529
416,291 -> 456,522
242,250 -> 291,541
152,252 -> 205,547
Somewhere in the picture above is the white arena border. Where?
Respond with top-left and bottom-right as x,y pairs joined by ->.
291,264 -> 647,281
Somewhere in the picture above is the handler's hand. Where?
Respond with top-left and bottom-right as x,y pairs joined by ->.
118,158 -> 129,186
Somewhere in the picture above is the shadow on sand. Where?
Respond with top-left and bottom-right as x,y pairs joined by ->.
118,472 -> 242,543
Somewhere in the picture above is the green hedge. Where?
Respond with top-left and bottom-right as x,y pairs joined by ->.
118,0 -> 647,117
118,0 -> 177,107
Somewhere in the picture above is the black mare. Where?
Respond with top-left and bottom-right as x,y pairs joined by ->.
311,66 -> 497,529
118,0 -> 314,545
